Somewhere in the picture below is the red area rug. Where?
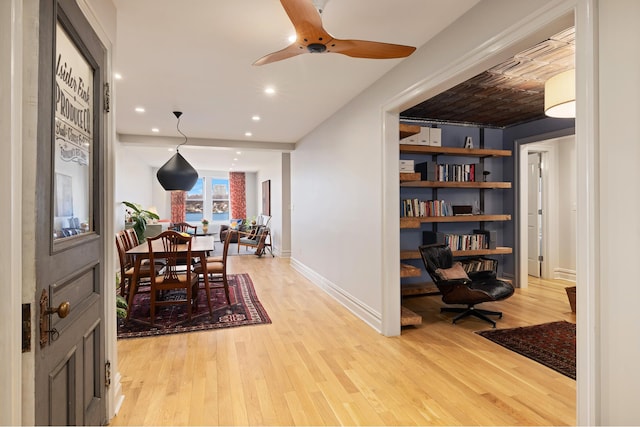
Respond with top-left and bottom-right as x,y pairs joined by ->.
118,273 -> 271,339
477,321 -> 576,379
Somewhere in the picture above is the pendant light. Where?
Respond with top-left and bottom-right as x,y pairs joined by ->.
156,111 -> 199,191
544,69 -> 575,118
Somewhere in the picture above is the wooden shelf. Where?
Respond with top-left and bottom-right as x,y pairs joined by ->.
401,180 -> 511,189
400,172 -> 421,182
400,144 -> 511,158
400,263 -> 422,278
402,282 -> 440,297
399,124 -> 421,139
401,306 -> 422,326
400,214 -> 511,229
401,247 -> 512,260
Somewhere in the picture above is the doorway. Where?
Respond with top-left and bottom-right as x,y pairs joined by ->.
518,133 -> 577,288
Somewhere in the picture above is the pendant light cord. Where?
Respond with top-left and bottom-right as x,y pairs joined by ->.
174,111 -> 187,153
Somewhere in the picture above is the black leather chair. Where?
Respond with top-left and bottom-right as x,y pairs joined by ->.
418,244 -> 515,328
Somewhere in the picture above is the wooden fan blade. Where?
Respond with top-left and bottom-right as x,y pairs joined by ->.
280,0 -> 330,44
328,38 -> 416,59
253,43 -> 305,66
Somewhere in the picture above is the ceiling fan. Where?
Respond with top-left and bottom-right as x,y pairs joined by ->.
253,0 -> 416,66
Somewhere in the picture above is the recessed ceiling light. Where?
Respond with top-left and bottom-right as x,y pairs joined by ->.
151,128 -> 159,133
114,73 -> 122,80
252,115 -> 261,121
245,132 -> 252,137
264,87 -> 275,95
236,151 -> 242,155
168,148 -> 174,152
135,107 -> 145,113
233,158 -> 238,161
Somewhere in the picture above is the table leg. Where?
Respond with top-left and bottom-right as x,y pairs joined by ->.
198,251 -> 213,316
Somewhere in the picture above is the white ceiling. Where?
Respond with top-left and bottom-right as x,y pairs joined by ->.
114,0 -> 480,170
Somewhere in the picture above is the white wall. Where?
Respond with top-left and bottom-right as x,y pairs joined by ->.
256,154 -> 283,255
598,0 -> 640,423
114,139 -> 155,228
556,136 -> 576,276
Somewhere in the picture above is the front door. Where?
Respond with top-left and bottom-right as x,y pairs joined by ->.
35,0 -> 107,424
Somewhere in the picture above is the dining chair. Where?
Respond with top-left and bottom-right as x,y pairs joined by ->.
193,230 -> 232,305
147,230 -> 200,324
115,231 -> 159,298
170,222 -> 198,235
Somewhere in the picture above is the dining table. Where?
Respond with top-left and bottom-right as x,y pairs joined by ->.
125,235 -> 216,319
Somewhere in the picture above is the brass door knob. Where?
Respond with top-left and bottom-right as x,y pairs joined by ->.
46,301 -> 70,318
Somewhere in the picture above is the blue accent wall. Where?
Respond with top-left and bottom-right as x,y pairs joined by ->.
401,118 -> 575,287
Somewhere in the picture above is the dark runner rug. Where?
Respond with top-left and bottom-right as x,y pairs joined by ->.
476,320 -> 576,379
118,273 -> 271,339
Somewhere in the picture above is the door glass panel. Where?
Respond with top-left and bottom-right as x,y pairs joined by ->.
53,23 -> 94,241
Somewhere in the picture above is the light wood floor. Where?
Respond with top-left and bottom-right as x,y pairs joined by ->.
110,257 -> 576,426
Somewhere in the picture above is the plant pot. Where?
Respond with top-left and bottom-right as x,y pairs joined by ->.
565,286 -> 576,313
202,225 -> 208,234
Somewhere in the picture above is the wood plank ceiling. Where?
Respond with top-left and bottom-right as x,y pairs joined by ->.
401,27 -> 575,128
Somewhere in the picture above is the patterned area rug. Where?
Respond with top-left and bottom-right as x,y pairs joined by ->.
118,273 -> 271,339
476,321 -> 576,379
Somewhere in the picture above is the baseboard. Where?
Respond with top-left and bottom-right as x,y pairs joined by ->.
289,258 -> 382,331
554,268 -> 576,282
112,371 -> 125,416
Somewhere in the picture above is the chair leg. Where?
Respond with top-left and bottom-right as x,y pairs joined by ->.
441,305 -> 502,328
222,272 -> 231,305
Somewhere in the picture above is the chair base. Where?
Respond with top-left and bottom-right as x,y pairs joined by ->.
441,305 -> 503,328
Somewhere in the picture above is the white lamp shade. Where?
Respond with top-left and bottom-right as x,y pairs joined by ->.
544,69 -> 575,118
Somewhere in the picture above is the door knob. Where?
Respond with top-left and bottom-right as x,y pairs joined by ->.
45,301 -> 70,318
39,289 -> 70,347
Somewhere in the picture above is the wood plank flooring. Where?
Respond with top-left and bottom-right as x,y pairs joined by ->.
110,257 -> 576,426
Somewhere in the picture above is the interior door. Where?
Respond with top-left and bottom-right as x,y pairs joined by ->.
527,153 -> 542,277
35,0 -> 107,424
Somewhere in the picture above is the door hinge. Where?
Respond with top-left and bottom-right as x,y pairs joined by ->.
105,360 -> 111,387
538,209 -> 543,215
538,255 -> 544,262
104,82 -> 111,113
22,303 -> 31,353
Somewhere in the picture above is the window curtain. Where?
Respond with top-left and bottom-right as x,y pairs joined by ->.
170,191 -> 186,223
229,172 -> 246,219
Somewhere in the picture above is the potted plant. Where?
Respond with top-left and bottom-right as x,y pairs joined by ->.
201,218 -> 209,233
123,201 -> 159,242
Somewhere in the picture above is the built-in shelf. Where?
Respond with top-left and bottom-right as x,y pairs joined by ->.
399,124 -> 421,140
401,246 -> 513,260
401,180 -> 511,189
400,214 -> 511,229
400,144 -> 511,158
400,263 -> 422,278
402,282 -> 440,297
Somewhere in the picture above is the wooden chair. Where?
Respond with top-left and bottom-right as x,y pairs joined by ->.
146,230 -> 200,325
237,226 -> 274,257
170,222 -> 198,235
193,230 -> 232,305
115,231 -> 159,298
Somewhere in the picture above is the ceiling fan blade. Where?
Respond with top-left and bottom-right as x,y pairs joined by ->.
253,43 -> 305,66
280,0 -> 328,42
329,38 -> 416,59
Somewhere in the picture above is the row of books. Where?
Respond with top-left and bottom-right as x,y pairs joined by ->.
401,199 -> 452,217
461,257 -> 498,273
414,161 -> 483,182
434,163 -> 482,182
423,230 -> 492,251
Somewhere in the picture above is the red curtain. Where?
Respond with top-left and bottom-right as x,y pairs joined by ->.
170,191 -> 186,223
229,172 -> 246,219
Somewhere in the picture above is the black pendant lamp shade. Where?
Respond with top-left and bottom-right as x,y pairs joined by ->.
156,111 -> 199,191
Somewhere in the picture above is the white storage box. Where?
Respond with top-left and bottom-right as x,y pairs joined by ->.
429,127 -> 442,146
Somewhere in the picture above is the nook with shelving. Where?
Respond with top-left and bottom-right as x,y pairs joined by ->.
399,122 -> 513,326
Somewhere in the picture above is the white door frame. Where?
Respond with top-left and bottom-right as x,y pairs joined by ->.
518,136 -> 565,288
382,0 -> 598,424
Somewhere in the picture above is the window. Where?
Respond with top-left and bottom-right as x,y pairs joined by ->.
211,178 -> 229,221
185,178 -> 204,222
